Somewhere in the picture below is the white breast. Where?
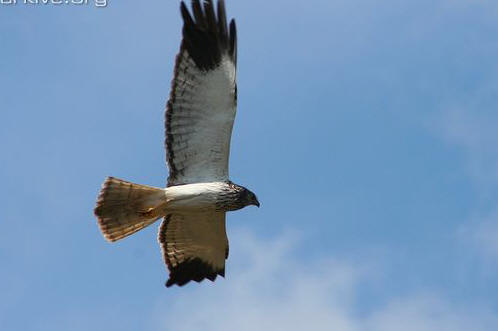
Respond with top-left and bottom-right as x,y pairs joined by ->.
164,182 -> 227,211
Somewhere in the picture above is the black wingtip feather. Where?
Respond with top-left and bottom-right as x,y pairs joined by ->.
217,0 -> 228,46
229,18 -> 237,65
180,2 -> 195,27
179,0 -> 237,71
204,0 -> 218,35
165,258 -> 224,287
192,0 -> 206,28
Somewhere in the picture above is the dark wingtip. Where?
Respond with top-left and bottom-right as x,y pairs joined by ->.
180,2 -> 194,26
163,258 -> 224,288
179,0 -> 237,70
229,18 -> 237,64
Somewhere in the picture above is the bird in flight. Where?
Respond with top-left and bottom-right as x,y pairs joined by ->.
94,0 -> 259,287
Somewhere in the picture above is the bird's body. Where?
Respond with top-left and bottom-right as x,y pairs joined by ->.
94,0 -> 259,287
165,181 -> 256,212
166,182 -> 232,211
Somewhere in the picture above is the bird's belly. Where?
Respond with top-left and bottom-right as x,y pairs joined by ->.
164,182 -> 226,212
166,195 -> 217,211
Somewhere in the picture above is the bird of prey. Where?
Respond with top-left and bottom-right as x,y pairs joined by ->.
94,0 -> 259,287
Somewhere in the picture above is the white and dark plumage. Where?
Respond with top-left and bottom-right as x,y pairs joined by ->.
94,0 -> 259,288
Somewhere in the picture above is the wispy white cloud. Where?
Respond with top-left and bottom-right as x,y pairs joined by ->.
367,294 -> 495,331
151,229 -> 497,331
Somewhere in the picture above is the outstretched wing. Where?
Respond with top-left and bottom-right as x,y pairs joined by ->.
166,0 -> 237,186
158,211 -> 229,287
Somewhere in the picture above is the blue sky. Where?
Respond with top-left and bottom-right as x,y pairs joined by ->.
1,0 -> 498,330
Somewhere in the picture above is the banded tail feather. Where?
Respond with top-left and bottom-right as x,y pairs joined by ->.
94,177 -> 167,242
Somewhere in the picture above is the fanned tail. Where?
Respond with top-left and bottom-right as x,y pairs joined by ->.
94,177 -> 167,242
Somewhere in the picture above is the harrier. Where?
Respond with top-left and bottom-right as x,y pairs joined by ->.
94,0 -> 259,287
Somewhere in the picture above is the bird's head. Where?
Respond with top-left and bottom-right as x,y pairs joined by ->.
243,188 -> 260,208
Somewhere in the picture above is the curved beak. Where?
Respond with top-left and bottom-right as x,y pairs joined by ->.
252,196 -> 260,208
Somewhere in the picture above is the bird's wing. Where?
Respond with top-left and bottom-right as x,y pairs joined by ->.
158,211 -> 229,287
166,0 -> 237,186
